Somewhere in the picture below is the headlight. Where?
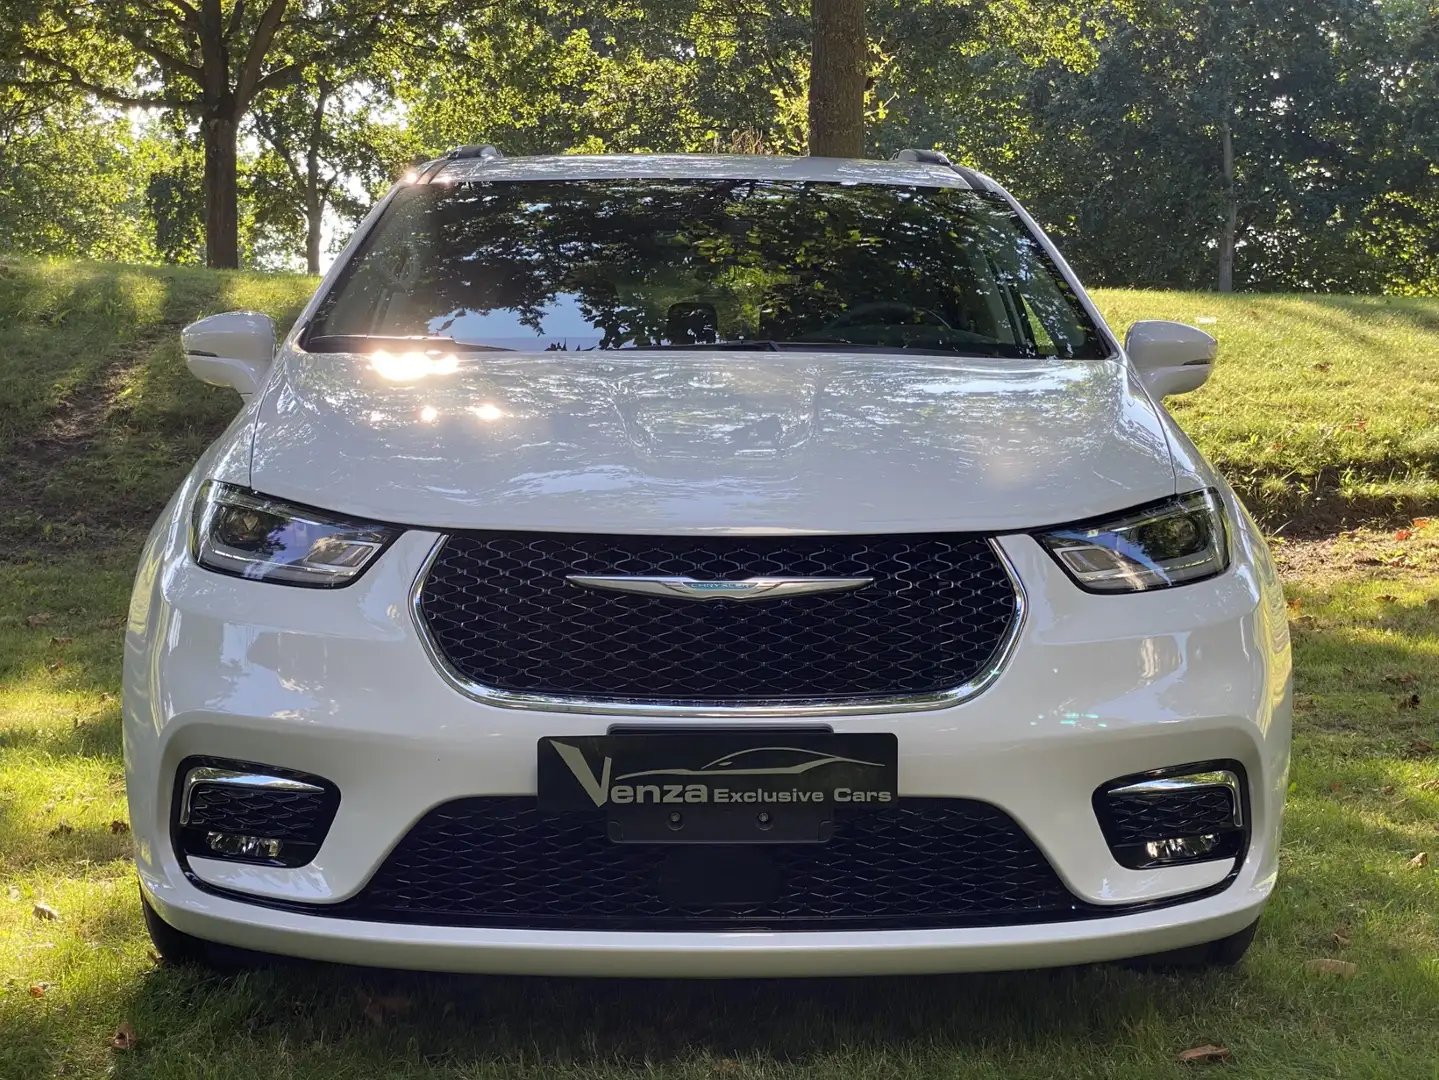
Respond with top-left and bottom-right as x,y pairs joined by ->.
1034,489 -> 1229,593
190,481 -> 401,587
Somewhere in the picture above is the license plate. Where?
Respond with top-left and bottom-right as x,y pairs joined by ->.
537,732 -> 898,843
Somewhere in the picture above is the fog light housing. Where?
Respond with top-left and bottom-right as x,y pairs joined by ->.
172,757 -> 339,868
1094,762 -> 1247,870
206,832 -> 284,859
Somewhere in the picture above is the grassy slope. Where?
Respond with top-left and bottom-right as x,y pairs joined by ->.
1093,290 -> 1439,532
2,260 -> 1439,1079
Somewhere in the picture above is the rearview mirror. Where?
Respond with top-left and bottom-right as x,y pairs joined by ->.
182,311 -> 275,399
1125,320 -> 1217,399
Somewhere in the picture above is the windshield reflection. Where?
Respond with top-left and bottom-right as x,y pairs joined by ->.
308,179 -> 1107,360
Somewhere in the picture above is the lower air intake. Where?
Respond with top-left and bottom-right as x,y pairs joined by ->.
331,797 -> 1107,931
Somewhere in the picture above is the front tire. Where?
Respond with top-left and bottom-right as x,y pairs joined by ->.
140,889 -> 287,970
1126,917 -> 1260,970
141,889 -> 211,967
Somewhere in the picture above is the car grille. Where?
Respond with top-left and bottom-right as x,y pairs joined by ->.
416,531 -> 1018,704
331,797 -> 1097,930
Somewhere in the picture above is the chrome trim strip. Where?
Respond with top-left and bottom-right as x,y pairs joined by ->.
409,534 -> 1028,717
1108,770 -> 1244,829
179,768 -> 323,826
565,575 -> 873,602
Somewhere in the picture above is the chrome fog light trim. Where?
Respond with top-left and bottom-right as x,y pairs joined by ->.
1108,769 -> 1243,829
1094,760 -> 1249,871
180,767 -> 324,825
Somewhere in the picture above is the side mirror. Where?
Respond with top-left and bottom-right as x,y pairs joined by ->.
181,311 -> 275,399
1125,320 -> 1217,399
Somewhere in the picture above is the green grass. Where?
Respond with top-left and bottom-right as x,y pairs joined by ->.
3,259 -> 1439,1078
1092,290 -> 1439,532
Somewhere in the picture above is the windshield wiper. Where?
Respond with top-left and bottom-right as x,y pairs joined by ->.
612,340 -> 785,352
601,340 -> 1018,357
304,334 -> 514,354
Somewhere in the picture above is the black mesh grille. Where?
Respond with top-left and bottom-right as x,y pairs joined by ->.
186,787 -> 331,843
417,532 -> 1018,703
335,797 -> 1096,930
1101,789 -> 1238,846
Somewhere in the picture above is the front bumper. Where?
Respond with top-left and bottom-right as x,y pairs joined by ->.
124,490 -> 1292,976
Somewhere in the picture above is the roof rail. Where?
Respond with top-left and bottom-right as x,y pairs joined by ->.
447,144 -> 504,162
893,148 -> 951,166
892,148 -> 992,193
407,144 -> 504,185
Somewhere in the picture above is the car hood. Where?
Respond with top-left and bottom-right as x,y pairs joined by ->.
249,349 -> 1177,534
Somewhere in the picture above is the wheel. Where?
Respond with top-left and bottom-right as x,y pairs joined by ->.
141,889 -> 212,967
140,888 -> 285,970
1124,917 -> 1260,971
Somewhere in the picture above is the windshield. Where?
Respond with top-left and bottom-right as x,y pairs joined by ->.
308,178 -> 1108,359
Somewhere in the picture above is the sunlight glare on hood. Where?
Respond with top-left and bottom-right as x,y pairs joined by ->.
370,350 -> 460,382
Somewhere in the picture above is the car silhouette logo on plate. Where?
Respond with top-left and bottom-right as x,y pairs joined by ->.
564,575 -> 873,602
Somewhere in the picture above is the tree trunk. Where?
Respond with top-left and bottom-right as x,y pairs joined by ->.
304,84 -> 329,274
808,0 -> 866,158
1218,115 -> 1237,293
304,193 -> 323,275
203,112 -> 241,269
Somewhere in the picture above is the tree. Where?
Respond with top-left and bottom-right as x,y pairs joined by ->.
1012,0 -> 1393,292
250,70 -> 412,272
0,0 -> 442,268
808,0 -> 866,156
0,65 -> 157,261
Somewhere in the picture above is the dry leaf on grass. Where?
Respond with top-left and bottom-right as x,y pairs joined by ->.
1333,931 -> 1352,948
1305,958 -> 1358,977
110,820 -> 130,835
1178,1045 -> 1232,1064
1395,529 -> 1414,541
110,1021 -> 136,1051
1378,594 -> 1400,604
359,990 -> 413,1027
1420,778 -> 1439,791
1311,362 -> 1331,372
7,885 -> 20,901
29,983 -> 49,997
1408,852 -> 1428,869
24,612 -> 53,627
32,903 -> 59,921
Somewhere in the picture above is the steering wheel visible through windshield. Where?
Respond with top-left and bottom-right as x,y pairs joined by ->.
306,178 -> 1108,359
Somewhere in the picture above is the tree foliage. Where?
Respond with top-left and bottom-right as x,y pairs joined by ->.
0,0 -> 446,267
0,0 -> 1435,295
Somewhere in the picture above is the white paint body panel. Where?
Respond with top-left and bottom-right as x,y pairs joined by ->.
182,310 -> 276,399
126,154 -> 1291,976
250,351 -> 1177,534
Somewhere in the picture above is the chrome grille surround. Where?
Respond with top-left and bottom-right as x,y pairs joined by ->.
410,532 -> 1026,717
